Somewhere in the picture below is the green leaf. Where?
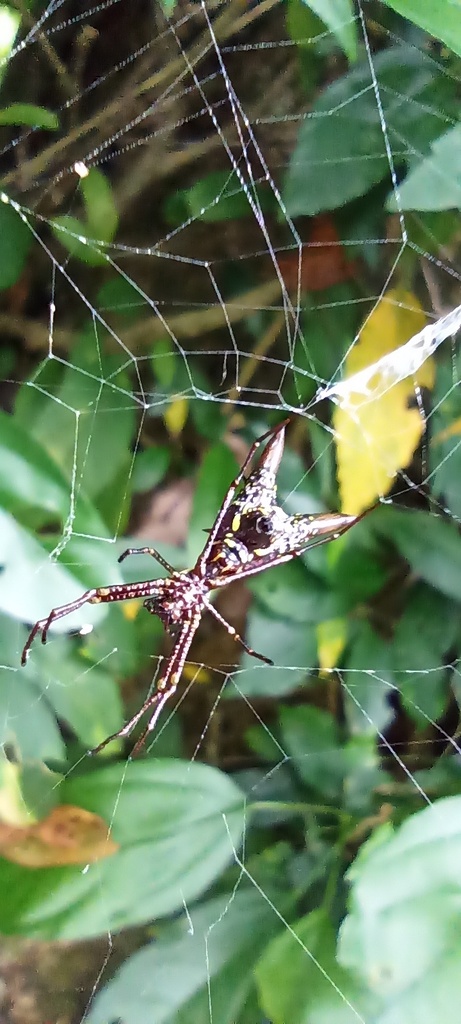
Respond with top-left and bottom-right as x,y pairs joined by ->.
249,559 -> 334,624
0,509 -> 113,630
80,168 -> 118,240
188,441 -> 237,562
430,357 -> 461,517
166,170 -> 276,225
19,328 -> 136,501
382,0 -> 461,59
256,908 -> 375,1024
279,705 -> 344,799
0,409 -> 109,536
0,507 -> 129,658
332,545 -> 387,605
388,123 -> 461,211
0,409 -> 70,522
232,604 -> 318,697
283,45 -> 457,216
301,0 -> 358,63
342,622 -> 394,737
339,796 -> 461,1022
0,197 -> 32,289
86,888 -> 283,1024
0,9 -> 19,64
51,215 -> 108,266
0,666 -> 65,762
131,446 -> 170,493
24,650 -> 124,752
0,606 -> 66,761
51,170 -> 118,265
190,398 -> 226,441
391,584 -> 458,720
374,507 -> 461,602
151,336 -> 177,389
97,275 -> 147,323
0,103 -> 59,129
0,760 -> 245,939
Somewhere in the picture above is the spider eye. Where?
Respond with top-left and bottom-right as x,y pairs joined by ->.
255,514 -> 272,534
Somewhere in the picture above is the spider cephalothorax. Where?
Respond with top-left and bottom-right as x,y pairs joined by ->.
22,420 -> 369,755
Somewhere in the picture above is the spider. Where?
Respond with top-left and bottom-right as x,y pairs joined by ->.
21,419 -> 370,755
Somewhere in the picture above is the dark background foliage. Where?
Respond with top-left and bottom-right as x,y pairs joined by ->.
0,2 -> 460,1022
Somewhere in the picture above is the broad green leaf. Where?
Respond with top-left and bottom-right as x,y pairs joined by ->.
333,289 -> 432,514
0,509 -> 114,630
283,45 -> 457,216
0,667 -> 65,762
391,584 -> 458,720
0,760 -> 245,939
257,908 -> 375,1024
23,650 -> 124,753
280,705 -> 384,812
302,0 -> 357,63
0,103 -> 58,129
383,0 -> 461,60
87,888 -> 283,1024
374,506 -> 461,602
0,759 -> 59,827
190,397 -> 226,441
131,446 -> 170,493
342,622 -> 394,737
0,409 -> 70,521
279,705 -> 344,799
0,197 -> 32,289
0,409 -> 109,535
388,123 -> 461,212
249,559 -> 333,624
339,796 -> 461,1023
20,328 -> 136,501
232,604 -> 318,697
332,544 -> 387,604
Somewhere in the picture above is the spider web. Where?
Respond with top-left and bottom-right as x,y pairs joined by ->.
0,2 -> 461,1022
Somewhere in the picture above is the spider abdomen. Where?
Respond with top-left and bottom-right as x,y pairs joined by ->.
143,572 -> 208,629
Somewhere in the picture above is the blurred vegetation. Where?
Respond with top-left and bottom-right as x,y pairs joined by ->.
0,1 -> 460,1022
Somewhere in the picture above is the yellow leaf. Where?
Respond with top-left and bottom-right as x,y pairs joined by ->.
122,599 -> 141,621
333,289 -> 434,514
182,664 -> 210,685
316,617 -> 347,676
164,396 -> 188,438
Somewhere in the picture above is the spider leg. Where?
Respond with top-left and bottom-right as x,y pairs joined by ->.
206,600 -> 273,665
90,614 -> 200,757
118,546 -> 174,575
21,579 -> 169,665
21,588 -> 99,664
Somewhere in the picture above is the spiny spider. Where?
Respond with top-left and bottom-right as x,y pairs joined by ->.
22,420 -> 369,755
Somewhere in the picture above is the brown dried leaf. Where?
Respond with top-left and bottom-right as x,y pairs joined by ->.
0,804 -> 118,867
